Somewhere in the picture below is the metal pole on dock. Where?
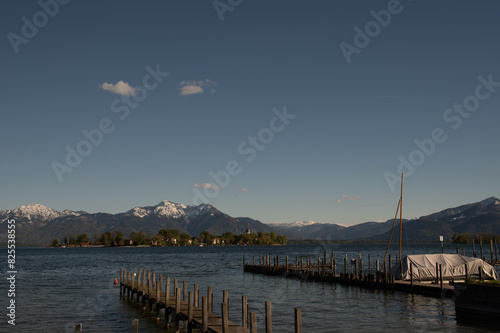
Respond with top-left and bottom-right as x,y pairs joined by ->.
480,236 -> 483,260
495,238 -> 498,263
132,320 -> 138,333
490,240 -> 494,264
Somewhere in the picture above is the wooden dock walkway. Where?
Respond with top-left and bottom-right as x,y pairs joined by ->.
120,268 -> 303,333
243,253 -> 455,298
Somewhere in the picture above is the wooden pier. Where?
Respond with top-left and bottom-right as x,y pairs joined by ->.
120,268 -> 303,333
243,253 -> 455,298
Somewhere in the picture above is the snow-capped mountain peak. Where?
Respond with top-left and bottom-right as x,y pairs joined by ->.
479,197 -> 499,206
0,203 -> 80,223
126,200 -> 214,219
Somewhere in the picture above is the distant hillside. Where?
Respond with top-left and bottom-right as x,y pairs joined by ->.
270,197 -> 500,241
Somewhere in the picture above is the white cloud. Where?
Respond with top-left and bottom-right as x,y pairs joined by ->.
179,79 -> 217,96
100,80 -> 136,96
337,199 -> 342,204
180,85 -> 204,96
341,194 -> 360,201
239,188 -> 249,192
194,183 -> 220,190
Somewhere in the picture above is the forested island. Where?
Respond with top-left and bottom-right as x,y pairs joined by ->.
50,228 -> 287,247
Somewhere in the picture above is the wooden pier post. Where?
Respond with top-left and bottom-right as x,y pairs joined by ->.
75,323 -> 82,333
376,260 -> 379,273
410,263 -> 413,289
223,289 -> 229,310
165,276 -> 170,322
472,238 -> 476,257
295,308 -> 302,333
120,268 -> 123,294
202,296 -> 208,332
194,283 -> 199,308
132,319 -> 138,333
333,258 -> 336,277
159,274 -> 163,293
250,312 -> 257,333
188,291 -> 193,322
222,302 -> 229,333
155,282 -> 160,316
439,264 -> 443,291
266,300 -> 272,333
183,280 -> 187,301
165,276 -> 170,305
152,272 -> 156,290
286,256 -> 289,273
242,295 -> 248,329
324,250 -> 327,267
138,268 -> 143,290
175,287 -> 181,331
435,263 -> 439,285
344,255 -> 348,275
175,287 -> 181,317
208,286 -> 213,312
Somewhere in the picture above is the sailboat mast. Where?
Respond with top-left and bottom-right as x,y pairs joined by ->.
399,172 -> 403,263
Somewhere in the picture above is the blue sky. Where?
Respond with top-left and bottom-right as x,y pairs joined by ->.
1,0 -> 499,225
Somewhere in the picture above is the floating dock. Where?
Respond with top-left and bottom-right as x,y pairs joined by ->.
243,253 -> 455,298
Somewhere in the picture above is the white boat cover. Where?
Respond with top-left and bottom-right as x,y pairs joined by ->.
389,254 -> 498,281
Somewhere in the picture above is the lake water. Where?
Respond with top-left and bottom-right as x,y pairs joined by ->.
1,243 -> 498,332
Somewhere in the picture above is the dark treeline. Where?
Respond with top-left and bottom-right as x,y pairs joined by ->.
451,233 -> 499,244
50,229 -> 287,247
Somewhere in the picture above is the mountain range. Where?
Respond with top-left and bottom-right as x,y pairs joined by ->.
0,197 -> 499,245
0,201 -> 272,245
270,197 -> 500,241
